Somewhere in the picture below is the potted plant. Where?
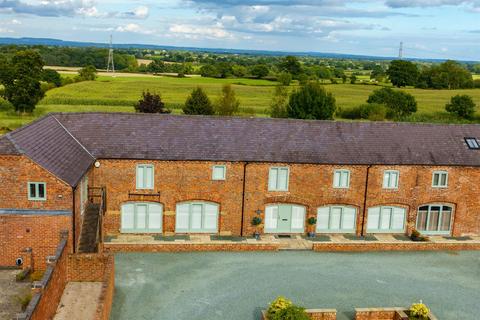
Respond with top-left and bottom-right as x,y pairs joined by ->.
307,217 -> 317,238
252,216 -> 262,240
410,229 -> 429,242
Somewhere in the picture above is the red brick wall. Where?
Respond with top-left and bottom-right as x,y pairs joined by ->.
0,214 -> 71,269
29,238 -> 69,320
67,254 -> 112,282
93,160 -> 245,236
313,242 -> 480,252
243,164 -> 480,237
0,155 -> 74,269
0,155 -> 73,210
83,160 -> 480,238
243,163 -> 368,236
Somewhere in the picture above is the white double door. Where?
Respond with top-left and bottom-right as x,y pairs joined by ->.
265,204 -> 306,234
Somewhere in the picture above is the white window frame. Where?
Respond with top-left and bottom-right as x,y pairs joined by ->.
432,171 -> 448,188
136,164 -> 154,190
212,165 -> 226,181
383,170 -> 399,189
28,182 -> 46,201
175,201 -> 219,233
416,204 -> 453,235
316,206 -> 357,233
121,202 -> 163,233
268,167 -> 290,191
366,206 -> 406,233
333,170 -> 350,189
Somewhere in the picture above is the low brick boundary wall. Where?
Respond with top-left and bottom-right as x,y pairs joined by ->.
104,242 -> 281,253
313,242 -> 480,252
18,234 -> 69,320
261,309 -> 337,320
18,233 -> 115,320
355,308 -> 438,320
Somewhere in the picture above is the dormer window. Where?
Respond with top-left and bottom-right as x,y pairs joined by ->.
465,138 -> 480,149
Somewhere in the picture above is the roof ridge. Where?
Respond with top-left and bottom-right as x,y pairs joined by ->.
51,115 -> 95,160
50,112 -> 480,127
4,133 -> 23,154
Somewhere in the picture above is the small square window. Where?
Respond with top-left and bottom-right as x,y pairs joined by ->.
432,171 -> 448,188
465,138 -> 480,149
268,167 -> 289,191
212,165 -> 226,180
383,170 -> 399,189
28,182 -> 46,201
333,170 -> 350,189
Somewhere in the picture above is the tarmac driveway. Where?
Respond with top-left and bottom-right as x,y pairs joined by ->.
111,251 -> 480,320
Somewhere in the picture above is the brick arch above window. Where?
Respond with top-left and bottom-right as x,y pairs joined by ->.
263,195 -> 309,208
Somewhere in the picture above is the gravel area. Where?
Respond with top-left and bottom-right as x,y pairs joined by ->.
0,269 -> 31,319
111,251 -> 480,320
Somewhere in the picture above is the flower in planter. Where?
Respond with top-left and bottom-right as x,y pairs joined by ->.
409,302 -> 430,320
307,217 -> 317,225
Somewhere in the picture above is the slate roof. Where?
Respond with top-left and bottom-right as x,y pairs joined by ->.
2,112 -> 480,186
5,115 -> 94,187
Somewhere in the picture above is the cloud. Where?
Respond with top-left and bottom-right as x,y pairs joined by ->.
0,1 -> 150,19
119,6 -> 149,19
0,0 -> 99,17
385,0 -> 480,8
169,23 -> 233,39
116,23 -> 154,34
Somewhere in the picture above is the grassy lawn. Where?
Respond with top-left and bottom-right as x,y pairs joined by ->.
2,74 -> 480,131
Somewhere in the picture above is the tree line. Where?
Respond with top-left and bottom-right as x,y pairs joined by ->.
387,60 -> 479,90
0,50 -> 99,113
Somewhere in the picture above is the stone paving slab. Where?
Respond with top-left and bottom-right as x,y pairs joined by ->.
54,282 -> 102,320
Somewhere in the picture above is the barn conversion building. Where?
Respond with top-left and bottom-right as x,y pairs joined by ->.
1,112 -> 480,268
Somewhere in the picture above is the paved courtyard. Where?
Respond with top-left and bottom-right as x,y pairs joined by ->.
111,251 -> 480,320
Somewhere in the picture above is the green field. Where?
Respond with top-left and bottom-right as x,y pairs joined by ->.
2,74 -> 480,131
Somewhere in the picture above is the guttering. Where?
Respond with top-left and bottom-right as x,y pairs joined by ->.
360,165 -> 373,237
240,162 -> 249,237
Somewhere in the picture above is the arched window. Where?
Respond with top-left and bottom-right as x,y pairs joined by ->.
121,202 -> 163,233
367,206 -> 406,233
416,204 -> 453,234
265,204 -> 305,234
317,206 -> 356,233
176,202 -> 219,233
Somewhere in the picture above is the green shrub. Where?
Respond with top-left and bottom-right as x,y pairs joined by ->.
409,302 -> 430,320
338,103 -> 386,121
267,297 -> 292,318
271,305 -> 310,320
252,216 -> 262,226
307,217 -> 317,225
445,94 -> 476,119
15,291 -> 32,311
367,87 -> 417,119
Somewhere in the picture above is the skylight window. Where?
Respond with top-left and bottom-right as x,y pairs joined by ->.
465,138 -> 480,150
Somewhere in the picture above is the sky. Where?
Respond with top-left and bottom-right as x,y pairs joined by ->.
0,0 -> 479,61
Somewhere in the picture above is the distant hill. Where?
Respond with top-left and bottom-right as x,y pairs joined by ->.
0,36 -> 461,63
